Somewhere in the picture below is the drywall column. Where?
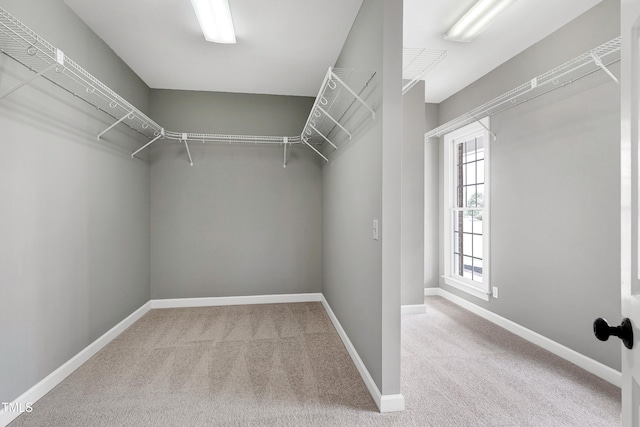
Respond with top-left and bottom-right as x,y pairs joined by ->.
322,0 -> 404,410
424,103 -> 439,289
380,0 -> 403,400
401,81 -> 426,306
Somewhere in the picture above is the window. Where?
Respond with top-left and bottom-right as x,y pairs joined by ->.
443,119 -> 491,300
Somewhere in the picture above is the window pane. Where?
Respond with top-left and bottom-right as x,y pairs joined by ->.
466,162 -> 476,185
463,232 -> 473,257
464,208 -> 473,221
475,185 -> 484,208
466,185 -> 476,208
463,256 -> 473,280
473,215 -> 483,234
460,212 -> 470,230
473,234 -> 483,259
473,258 -> 484,283
464,140 -> 476,162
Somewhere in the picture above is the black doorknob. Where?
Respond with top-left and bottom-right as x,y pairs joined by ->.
593,317 -> 634,349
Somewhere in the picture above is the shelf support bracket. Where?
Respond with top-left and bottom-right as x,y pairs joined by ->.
0,63 -> 57,101
283,137 -> 288,168
182,133 -> 193,166
470,114 -> 497,140
302,137 -> 328,162
309,124 -> 337,149
317,106 -> 352,139
590,52 -> 619,84
97,110 -> 134,140
330,71 -> 375,119
132,128 -> 164,158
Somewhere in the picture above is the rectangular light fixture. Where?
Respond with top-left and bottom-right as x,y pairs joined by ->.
191,0 -> 236,44
444,0 -> 517,43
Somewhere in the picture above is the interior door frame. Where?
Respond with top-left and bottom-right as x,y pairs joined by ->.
621,1 -> 640,426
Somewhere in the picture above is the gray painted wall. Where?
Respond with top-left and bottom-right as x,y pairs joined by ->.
401,81 -> 425,305
0,0 -> 151,402
322,0 -> 403,395
437,0 -> 621,370
424,103 -> 439,289
148,90 -> 322,299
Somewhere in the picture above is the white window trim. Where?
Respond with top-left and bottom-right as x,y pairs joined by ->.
442,118 -> 491,301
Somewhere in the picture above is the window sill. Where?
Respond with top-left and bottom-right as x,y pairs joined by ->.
442,276 -> 490,301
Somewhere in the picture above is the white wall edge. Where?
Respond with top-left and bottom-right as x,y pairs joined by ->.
430,288 -> 622,387
150,293 -> 322,309
0,301 -> 151,427
320,296 -> 405,413
401,304 -> 427,315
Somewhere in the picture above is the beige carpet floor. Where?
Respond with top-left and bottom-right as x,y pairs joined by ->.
10,297 -> 620,426
401,297 -> 620,426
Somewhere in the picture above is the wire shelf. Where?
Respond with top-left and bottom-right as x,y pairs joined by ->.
0,7 -> 296,146
165,131 -> 302,145
402,48 -> 447,95
0,7 -> 164,139
425,37 -> 621,140
0,7 -> 376,166
300,67 -> 376,160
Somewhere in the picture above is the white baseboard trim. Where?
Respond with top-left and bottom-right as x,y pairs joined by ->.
150,293 -> 322,309
320,296 -> 405,413
2,292 -> 402,426
0,301 -> 151,427
380,394 -> 406,412
424,287 -> 440,296
429,287 -> 622,387
401,304 -> 427,315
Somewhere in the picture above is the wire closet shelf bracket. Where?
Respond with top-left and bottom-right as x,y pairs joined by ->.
300,67 -> 376,162
0,7 -> 376,167
424,37 -> 621,141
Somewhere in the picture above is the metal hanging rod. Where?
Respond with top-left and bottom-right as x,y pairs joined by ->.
425,37 -> 621,140
0,7 -> 375,166
164,131 -> 301,145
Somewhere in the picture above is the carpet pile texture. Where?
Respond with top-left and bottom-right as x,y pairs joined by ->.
10,297 -> 620,426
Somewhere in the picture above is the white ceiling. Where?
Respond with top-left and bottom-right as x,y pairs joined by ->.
404,0 -> 604,103
63,0 -> 363,97
64,0 -> 604,103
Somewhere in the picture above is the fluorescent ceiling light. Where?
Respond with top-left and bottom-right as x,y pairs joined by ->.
445,0 -> 517,42
191,0 -> 236,44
